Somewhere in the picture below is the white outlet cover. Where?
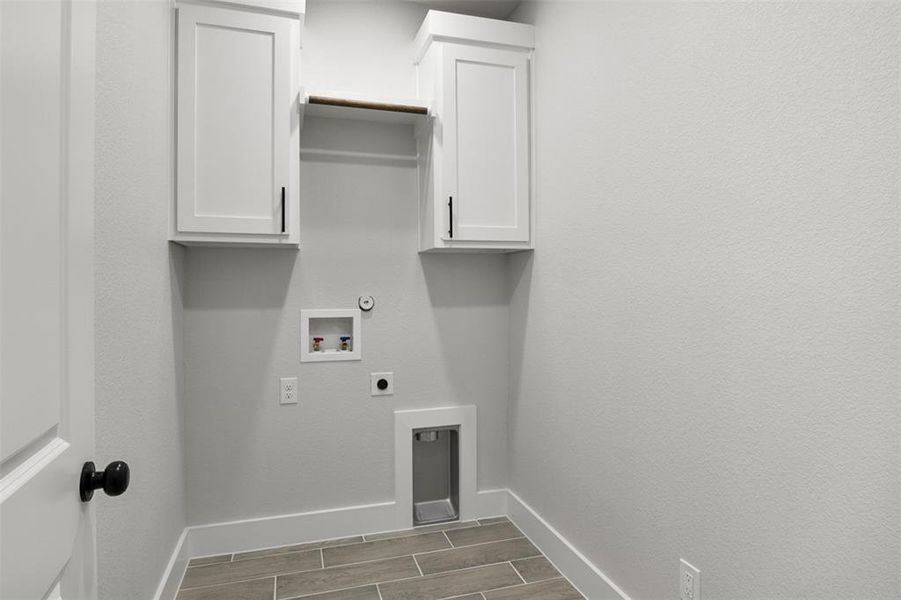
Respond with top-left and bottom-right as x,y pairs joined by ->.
680,559 -> 700,600
280,377 -> 298,405
371,372 -> 394,396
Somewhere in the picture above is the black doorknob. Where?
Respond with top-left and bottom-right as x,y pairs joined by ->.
80,460 -> 130,502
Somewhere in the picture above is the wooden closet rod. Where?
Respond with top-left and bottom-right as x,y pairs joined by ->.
306,95 -> 429,115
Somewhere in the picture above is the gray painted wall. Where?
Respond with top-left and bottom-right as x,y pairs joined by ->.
91,2 -> 899,598
94,1 -> 187,599
302,0 -> 429,101
183,1 -> 511,521
508,2 -> 899,599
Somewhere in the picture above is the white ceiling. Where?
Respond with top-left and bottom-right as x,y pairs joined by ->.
406,0 -> 522,20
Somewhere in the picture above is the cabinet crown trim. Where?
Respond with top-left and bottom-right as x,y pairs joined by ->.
414,10 -> 534,63
176,0 -> 306,19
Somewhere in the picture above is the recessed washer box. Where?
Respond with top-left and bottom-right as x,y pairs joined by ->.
300,309 -> 361,362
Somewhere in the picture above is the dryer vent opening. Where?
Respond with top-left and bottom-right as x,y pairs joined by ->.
412,427 -> 459,526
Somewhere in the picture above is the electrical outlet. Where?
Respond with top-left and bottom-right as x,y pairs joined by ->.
280,377 -> 298,405
371,372 -> 394,396
680,559 -> 700,600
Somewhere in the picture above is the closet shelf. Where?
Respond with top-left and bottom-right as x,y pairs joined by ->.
300,92 -> 431,125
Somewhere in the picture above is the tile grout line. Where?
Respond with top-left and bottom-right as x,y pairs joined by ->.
378,562 -> 533,586
180,575 -> 282,593
232,529 -> 435,563
235,527 -> 464,567
319,549 -> 324,569
377,523 -> 465,538
365,521 -> 481,543
186,555 -> 232,569
438,576 -> 563,600
195,535 -> 426,575
441,525 -> 525,549
438,534 -> 527,551
278,577 -> 418,600
282,563 -> 542,600
376,582 -> 384,600
411,548 -> 541,583
321,551 -> 442,571
319,530 -> 529,571
480,577 -> 575,598
283,572 -> 430,600
442,530 -> 455,548
509,560 -> 526,585
416,535 -> 532,559
324,543 -> 533,574
412,553 -> 424,577
365,570 -> 573,600
511,556 -> 559,584
232,539 -> 367,562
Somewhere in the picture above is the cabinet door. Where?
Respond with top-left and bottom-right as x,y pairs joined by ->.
177,5 -> 292,235
442,45 -> 530,243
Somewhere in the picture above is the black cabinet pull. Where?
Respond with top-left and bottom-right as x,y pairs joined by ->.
280,186 -> 286,234
448,196 -> 453,238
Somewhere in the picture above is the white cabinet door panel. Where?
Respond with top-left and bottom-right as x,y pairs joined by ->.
177,5 -> 291,235
442,45 -> 529,243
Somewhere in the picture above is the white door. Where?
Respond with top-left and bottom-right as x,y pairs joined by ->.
1,1 -> 99,599
442,44 -> 530,243
176,4 -> 293,236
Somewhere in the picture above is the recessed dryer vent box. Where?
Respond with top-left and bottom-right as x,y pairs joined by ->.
300,309 -> 361,362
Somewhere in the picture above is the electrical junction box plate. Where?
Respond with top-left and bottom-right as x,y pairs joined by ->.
371,372 -> 394,396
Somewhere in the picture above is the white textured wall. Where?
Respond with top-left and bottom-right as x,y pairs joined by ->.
183,0 -> 510,524
302,0 -> 426,100
94,1 -> 187,599
509,2 -> 899,599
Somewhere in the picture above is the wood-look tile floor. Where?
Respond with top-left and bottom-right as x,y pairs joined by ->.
177,517 -> 584,600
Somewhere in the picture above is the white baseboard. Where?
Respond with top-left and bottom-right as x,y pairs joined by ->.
151,528 -> 189,600
153,488 -> 510,600
187,500 -> 398,558
506,489 -> 631,600
473,487 -> 508,518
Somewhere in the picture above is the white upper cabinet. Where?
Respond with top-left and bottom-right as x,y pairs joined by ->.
442,44 -> 529,243
415,11 -> 534,252
172,1 -> 302,246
